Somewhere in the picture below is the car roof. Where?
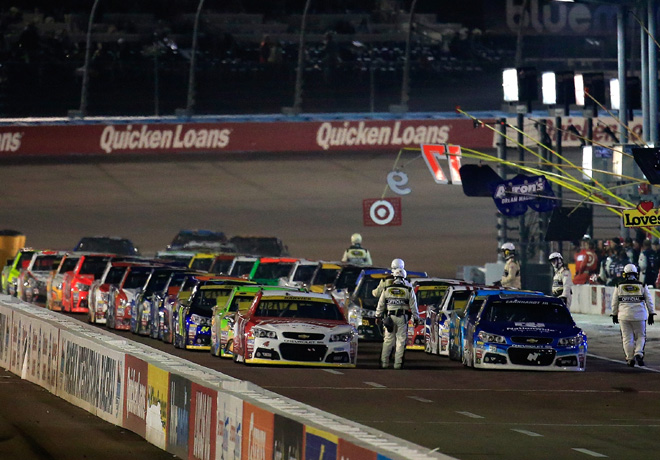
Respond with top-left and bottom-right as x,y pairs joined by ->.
258,290 -> 333,300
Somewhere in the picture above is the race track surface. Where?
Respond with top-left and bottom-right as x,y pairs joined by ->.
2,152 -> 660,460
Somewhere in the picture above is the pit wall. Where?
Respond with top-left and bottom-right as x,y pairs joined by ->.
0,295 -> 450,460
570,284 -> 660,315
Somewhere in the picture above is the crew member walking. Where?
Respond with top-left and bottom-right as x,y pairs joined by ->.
342,233 -> 373,265
500,242 -> 521,289
375,268 -> 420,369
611,264 -> 656,367
549,252 -> 573,309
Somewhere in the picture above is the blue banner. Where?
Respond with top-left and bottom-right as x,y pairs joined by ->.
492,174 -> 556,216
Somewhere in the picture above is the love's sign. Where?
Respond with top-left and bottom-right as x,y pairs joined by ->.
622,201 -> 660,228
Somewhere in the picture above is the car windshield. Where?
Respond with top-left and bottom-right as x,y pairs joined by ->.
105,266 -> 127,284
189,258 -> 213,271
483,300 -> 574,325
226,294 -> 256,313
191,288 -> 234,312
333,268 -> 362,291
210,258 -> 233,275
80,256 -> 113,277
123,268 -> 153,289
311,267 -> 340,285
58,257 -> 79,274
292,265 -> 316,283
253,262 -> 294,280
255,299 -> 343,320
418,287 -> 449,306
75,238 -> 136,255
33,255 -> 61,271
230,261 -> 255,277
466,297 -> 487,319
449,291 -> 472,312
353,276 -> 384,310
144,271 -> 175,294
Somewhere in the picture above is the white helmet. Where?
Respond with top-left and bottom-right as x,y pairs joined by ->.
391,258 -> 405,270
623,263 -> 638,278
501,242 -> 515,251
548,252 -> 563,262
351,233 -> 362,245
392,268 -> 407,278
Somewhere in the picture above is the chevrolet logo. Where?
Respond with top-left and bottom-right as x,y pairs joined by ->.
298,334 -> 310,339
527,338 -> 539,343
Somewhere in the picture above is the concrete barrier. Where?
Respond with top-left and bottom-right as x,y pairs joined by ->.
0,295 -> 452,460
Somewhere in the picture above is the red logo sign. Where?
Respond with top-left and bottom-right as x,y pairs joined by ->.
363,198 -> 402,226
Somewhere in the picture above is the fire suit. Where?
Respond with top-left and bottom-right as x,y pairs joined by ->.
552,265 -> 573,309
341,244 -> 372,265
376,279 -> 419,369
612,281 -> 655,361
501,257 -> 521,289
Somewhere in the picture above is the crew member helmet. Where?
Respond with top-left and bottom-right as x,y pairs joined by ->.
548,252 -> 563,262
392,268 -> 407,279
501,242 -> 516,259
391,258 -> 405,270
623,263 -> 638,279
351,233 -> 362,245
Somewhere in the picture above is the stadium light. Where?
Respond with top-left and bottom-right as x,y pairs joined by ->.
69,0 -> 100,118
283,0 -> 312,115
183,0 -> 207,116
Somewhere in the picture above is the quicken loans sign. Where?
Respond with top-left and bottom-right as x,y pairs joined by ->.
622,202 -> 660,228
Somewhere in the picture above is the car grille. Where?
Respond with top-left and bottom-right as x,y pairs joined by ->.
279,343 -> 328,362
282,332 -> 325,341
511,336 -> 553,345
508,348 -> 556,366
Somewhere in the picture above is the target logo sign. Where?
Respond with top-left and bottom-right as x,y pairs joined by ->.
363,198 -> 402,226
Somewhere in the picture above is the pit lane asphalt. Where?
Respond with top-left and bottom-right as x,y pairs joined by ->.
2,152 -> 660,459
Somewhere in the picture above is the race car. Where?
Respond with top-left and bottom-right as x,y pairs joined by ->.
345,268 -> 427,341
307,261 -> 343,293
227,255 -> 259,279
166,229 -> 232,252
61,253 -> 115,313
107,264 -> 157,330
278,259 -> 317,289
2,248 -> 36,296
425,284 -> 477,356
232,290 -> 357,367
327,263 -> 382,316
210,285 -> 302,358
172,280 -> 253,350
88,261 -> 137,324
73,236 -> 140,256
16,250 -> 65,304
407,278 -> 468,351
130,266 -> 187,335
462,294 -> 587,371
46,253 -> 82,311
250,257 -> 300,285
448,288 -> 543,363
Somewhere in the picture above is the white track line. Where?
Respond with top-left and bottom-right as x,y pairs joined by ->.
572,448 -> 608,457
407,396 -> 433,403
511,428 -> 543,437
456,411 -> 484,419
364,381 -> 386,388
322,369 -> 343,375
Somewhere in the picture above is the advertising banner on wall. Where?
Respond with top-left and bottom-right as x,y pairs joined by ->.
304,426 -> 338,460
167,373 -> 191,459
0,305 -> 12,369
124,355 -> 149,437
242,402 -> 274,460
337,439 -> 379,460
24,319 -> 59,393
10,311 -> 30,377
189,382 -> 217,460
273,415 -> 303,460
57,330 -> 125,425
216,392 -> 243,460
146,363 -> 169,450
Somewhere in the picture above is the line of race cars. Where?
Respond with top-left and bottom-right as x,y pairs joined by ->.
0,231 -> 588,371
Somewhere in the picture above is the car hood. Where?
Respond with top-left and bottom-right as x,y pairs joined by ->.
253,318 -> 350,331
484,321 -> 583,337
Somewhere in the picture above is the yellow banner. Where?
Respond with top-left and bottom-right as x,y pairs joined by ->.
622,208 -> 660,228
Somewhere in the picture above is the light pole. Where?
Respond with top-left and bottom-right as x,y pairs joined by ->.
283,0 -> 311,115
71,0 -> 100,117
183,0 -> 206,116
390,0 -> 418,113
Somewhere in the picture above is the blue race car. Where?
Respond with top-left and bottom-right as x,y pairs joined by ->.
448,288 -> 543,363
462,294 -> 587,371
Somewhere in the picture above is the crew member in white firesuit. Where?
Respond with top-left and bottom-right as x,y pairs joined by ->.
611,264 -> 656,367
341,233 -> 373,265
372,258 -> 411,298
549,252 -> 573,309
500,242 -> 521,289
375,268 -> 420,369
